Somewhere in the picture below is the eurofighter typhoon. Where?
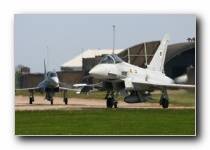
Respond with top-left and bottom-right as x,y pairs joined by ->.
89,34 -> 195,108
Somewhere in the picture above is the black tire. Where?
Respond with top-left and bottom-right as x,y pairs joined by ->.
51,100 -> 53,105
162,98 -> 169,108
64,98 -> 68,105
29,97 -> 33,104
114,102 -> 119,108
107,98 -> 113,108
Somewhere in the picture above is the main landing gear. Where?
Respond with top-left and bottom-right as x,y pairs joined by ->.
160,87 -> 169,108
29,90 -> 34,104
105,91 -> 119,108
28,90 -> 69,105
63,90 -> 68,105
50,98 -> 54,105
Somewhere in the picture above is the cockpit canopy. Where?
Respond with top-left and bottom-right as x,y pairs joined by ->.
47,72 -> 58,78
99,54 -> 123,64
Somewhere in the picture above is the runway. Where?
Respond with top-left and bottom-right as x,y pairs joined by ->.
15,95 -> 195,110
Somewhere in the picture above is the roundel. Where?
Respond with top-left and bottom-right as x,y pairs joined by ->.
159,49 -> 162,59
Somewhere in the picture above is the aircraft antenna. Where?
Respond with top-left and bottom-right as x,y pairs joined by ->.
44,59 -> 47,79
112,25 -> 115,54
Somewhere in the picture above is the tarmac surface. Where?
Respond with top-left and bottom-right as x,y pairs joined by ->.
15,95 -> 195,110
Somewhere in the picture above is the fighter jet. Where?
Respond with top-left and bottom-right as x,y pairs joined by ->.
89,33 -> 195,108
16,60 -> 78,105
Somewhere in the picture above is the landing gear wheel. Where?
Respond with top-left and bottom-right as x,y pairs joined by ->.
64,98 -> 68,105
51,100 -> 53,105
161,98 -> 169,108
29,97 -> 33,104
114,102 -> 119,108
107,98 -> 113,108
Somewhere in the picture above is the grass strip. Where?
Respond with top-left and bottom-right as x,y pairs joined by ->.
15,108 -> 195,135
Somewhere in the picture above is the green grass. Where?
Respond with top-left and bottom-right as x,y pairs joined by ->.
151,90 -> 195,107
15,109 -> 195,135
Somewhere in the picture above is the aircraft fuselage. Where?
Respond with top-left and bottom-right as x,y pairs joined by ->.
89,62 -> 173,91
37,72 -> 59,100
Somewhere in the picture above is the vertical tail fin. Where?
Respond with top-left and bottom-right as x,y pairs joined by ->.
147,33 -> 170,73
44,59 -> 47,79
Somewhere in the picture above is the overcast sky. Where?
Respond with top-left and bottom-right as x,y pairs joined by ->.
15,14 -> 196,73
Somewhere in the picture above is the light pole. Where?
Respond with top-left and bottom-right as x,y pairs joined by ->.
112,25 -> 115,54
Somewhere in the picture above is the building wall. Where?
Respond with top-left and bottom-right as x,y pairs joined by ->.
83,58 -> 95,75
58,71 -> 84,87
187,67 -> 195,85
21,74 -> 44,88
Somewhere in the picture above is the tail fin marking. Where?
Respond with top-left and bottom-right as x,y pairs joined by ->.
147,33 -> 170,73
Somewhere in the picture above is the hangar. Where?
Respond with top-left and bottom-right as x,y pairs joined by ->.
165,42 -> 195,79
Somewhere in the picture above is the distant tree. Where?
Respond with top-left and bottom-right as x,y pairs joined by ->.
15,70 -> 21,88
15,64 -> 24,72
15,64 -> 24,88
192,37 -> 195,42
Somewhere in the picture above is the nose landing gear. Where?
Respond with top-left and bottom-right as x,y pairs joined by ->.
105,91 -> 119,108
29,90 -> 34,104
63,90 -> 68,105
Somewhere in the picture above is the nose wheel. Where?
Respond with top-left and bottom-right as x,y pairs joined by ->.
105,91 -> 119,108
63,90 -> 68,105
45,92 -> 54,105
114,101 -> 119,108
29,90 -> 34,104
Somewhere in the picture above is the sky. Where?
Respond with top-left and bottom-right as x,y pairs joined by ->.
15,14 -> 196,73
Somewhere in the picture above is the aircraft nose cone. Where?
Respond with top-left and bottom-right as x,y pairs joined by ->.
50,77 -> 59,87
89,65 -> 107,79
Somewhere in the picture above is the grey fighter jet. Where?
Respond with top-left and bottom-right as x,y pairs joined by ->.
89,34 -> 195,108
16,60 -> 78,105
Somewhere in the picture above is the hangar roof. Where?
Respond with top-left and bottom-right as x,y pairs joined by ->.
117,41 -> 195,68
117,41 -> 161,68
